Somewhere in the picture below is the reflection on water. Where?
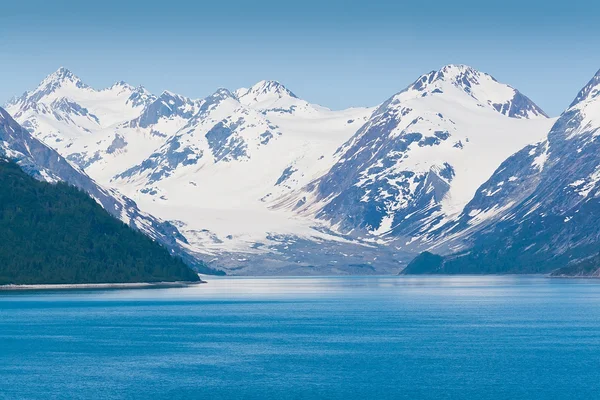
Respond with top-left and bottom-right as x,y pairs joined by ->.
1,276 -> 600,399
2,274 -> 598,301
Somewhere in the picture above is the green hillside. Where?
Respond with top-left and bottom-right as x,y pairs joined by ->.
0,159 -> 200,285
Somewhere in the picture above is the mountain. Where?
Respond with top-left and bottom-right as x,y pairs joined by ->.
402,68 -> 600,275
5,65 -> 555,275
0,158 -> 199,285
0,107 -> 218,275
551,253 -> 600,277
6,68 -> 164,181
276,65 -> 553,245
7,68 -> 389,274
109,81 -> 388,274
235,80 -> 298,109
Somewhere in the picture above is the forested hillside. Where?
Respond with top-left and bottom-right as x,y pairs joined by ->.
0,159 -> 200,285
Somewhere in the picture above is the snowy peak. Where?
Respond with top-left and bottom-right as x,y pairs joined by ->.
408,64 -> 491,91
38,67 -> 89,94
156,90 -> 216,109
416,67 -> 600,274
551,68 -> 600,142
235,80 -> 298,106
133,90 -> 201,129
99,80 -> 154,108
192,88 -> 238,117
9,67 -> 90,107
6,67 -> 155,124
568,68 -> 600,109
158,90 -> 190,103
206,88 -> 236,104
403,64 -> 548,119
42,66 -> 88,90
109,80 -> 134,90
288,64 -> 555,243
124,85 -> 155,108
410,64 -> 481,90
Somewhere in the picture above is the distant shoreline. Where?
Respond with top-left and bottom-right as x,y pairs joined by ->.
0,280 -> 205,291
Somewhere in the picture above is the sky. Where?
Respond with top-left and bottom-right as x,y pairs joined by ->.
1,0 -> 600,116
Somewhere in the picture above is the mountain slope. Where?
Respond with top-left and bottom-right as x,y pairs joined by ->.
5,67 -> 164,181
5,65 -> 556,275
277,65 -> 553,244
403,68 -> 600,275
0,107 -> 218,274
0,159 -> 199,285
551,253 -> 600,277
5,69 -> 383,272
108,82 -> 375,267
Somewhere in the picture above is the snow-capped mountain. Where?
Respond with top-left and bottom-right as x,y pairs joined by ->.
114,87 -> 278,185
6,68 -> 384,274
107,81 -> 377,270
0,106 -> 215,273
235,80 -> 298,109
8,67 -> 154,127
6,67 -> 160,178
5,64 -> 560,274
276,65 -> 553,245
403,68 -> 600,274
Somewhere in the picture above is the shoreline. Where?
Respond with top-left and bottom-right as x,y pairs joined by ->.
0,280 -> 205,291
548,274 -> 600,279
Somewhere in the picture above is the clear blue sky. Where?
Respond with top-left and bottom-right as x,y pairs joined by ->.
1,0 -> 599,116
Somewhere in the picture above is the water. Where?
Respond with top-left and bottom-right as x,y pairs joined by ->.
1,276 -> 600,399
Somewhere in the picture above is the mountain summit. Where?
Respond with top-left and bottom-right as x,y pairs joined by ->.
235,80 -> 298,106
402,64 -> 548,119
283,65 -> 552,244
8,67 -> 90,107
4,65 -> 561,275
568,68 -> 600,109
404,67 -> 600,275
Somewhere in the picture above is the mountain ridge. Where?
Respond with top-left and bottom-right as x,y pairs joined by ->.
0,106 -> 220,275
6,64 -> 568,275
403,67 -> 600,276
275,64 -> 553,250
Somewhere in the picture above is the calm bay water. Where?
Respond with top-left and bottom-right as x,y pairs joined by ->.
1,276 -> 600,399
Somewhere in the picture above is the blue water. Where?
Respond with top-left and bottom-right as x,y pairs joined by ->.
1,276 -> 600,399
